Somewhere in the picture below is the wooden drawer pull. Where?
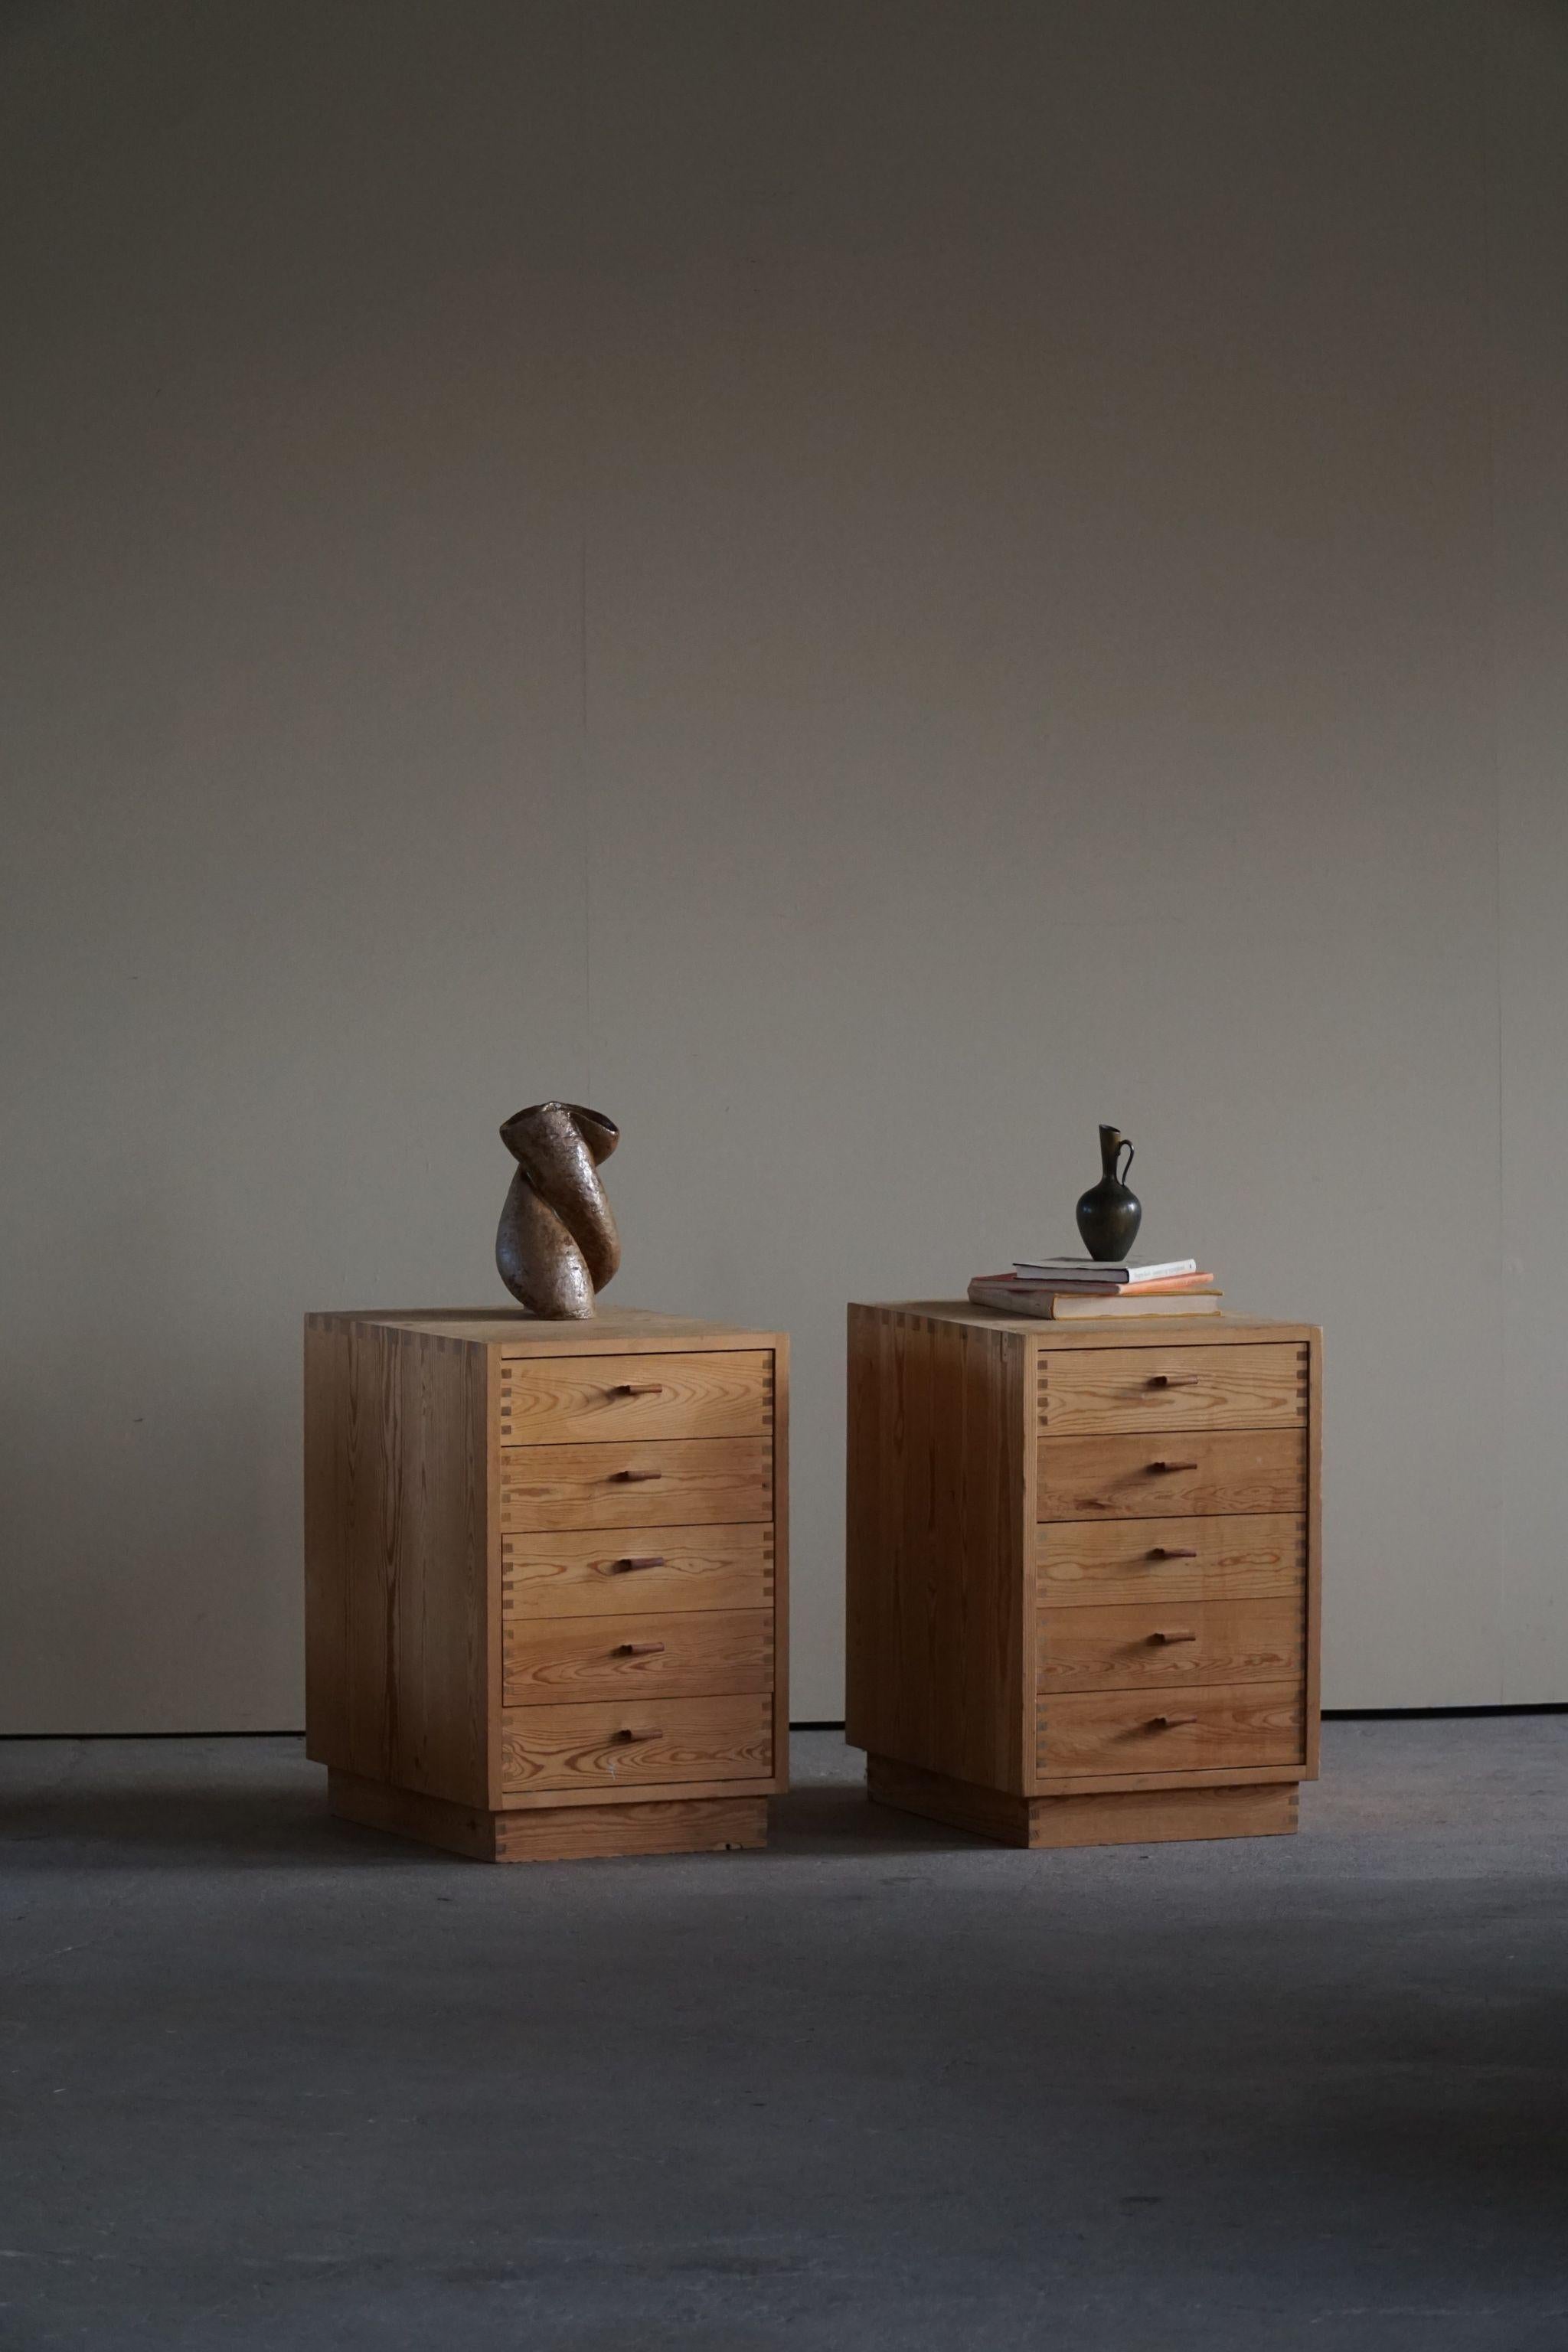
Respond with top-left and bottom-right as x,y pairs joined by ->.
612,1468 -> 663,1483
1146,1374 -> 1200,1388
1147,1628 -> 1197,1645
612,1642 -> 666,1658
612,1726 -> 662,1743
609,1553 -> 665,1573
607,1382 -> 664,1398
1149,1713 -> 1198,1730
1148,1544 -> 1199,1560
1148,1459 -> 1198,1475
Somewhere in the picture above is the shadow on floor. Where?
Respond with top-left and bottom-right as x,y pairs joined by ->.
0,1782 -> 449,1869
0,1758 -> 981,1868
769,1775 -> 989,1857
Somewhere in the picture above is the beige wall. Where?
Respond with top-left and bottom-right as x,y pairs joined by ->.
2,0 -> 1565,1730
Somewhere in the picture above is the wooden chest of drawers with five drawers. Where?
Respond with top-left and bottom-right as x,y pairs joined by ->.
846,1302 -> 1321,1848
305,1310 -> 788,1862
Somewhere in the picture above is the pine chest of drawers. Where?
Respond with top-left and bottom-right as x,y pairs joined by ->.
845,1303 -> 1320,1848
305,1310 -> 788,1861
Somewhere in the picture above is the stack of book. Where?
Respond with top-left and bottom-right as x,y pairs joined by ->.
968,1256 -> 1220,1321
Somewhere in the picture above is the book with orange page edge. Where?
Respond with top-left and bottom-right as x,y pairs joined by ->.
967,1276 -> 1222,1320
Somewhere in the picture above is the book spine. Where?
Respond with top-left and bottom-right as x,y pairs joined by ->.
967,1282 -> 1057,1318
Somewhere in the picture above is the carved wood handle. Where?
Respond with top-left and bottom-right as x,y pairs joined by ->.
608,1383 -> 664,1398
613,1642 -> 666,1657
1148,1628 -> 1197,1645
612,1725 -> 661,1743
1150,1713 -> 1198,1730
609,1554 -> 665,1573
1148,1460 -> 1199,1474
1147,1374 -> 1200,1388
613,1468 -> 663,1482
1148,1546 -> 1200,1560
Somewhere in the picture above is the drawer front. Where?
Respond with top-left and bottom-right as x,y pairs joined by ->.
500,1351 -> 772,1446
1038,1514 -> 1305,1608
1037,1682 -> 1305,1777
504,1524 -> 773,1620
1037,1596 -> 1303,1696
1037,1429 -> 1304,1521
501,1694 -> 773,1793
1038,1343 -> 1306,1436
500,1438 -> 773,1531
504,1608 -> 773,1706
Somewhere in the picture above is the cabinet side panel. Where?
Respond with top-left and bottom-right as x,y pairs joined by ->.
773,1338 -> 790,1782
846,1309 -> 1027,1791
1305,1328 -> 1324,1779
342,1324 -> 397,1785
946,1320 -> 1029,1790
303,1318 -> 352,1768
846,1305 -> 937,1762
844,1304 -> 892,1754
326,1325 -> 489,1805
485,1343 -> 504,1808
390,1331 -> 491,1805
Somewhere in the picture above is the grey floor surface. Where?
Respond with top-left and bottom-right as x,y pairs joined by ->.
2,1720 -> 1566,2351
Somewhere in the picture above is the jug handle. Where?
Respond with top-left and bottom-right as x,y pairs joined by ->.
1116,1139 -> 1135,1183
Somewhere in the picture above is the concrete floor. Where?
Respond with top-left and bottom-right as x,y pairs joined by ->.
2,1722 -> 1566,2351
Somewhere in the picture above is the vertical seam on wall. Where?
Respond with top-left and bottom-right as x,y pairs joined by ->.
1479,4 -> 1507,1704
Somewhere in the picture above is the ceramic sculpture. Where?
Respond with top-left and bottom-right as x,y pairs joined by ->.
495,1101 -> 621,1318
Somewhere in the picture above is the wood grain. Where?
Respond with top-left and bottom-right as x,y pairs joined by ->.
1037,1427 -> 1305,1521
865,1752 -> 1034,1842
771,1334 -> 792,1796
315,1310 -> 782,1356
844,1305 -> 1030,1793
504,1524 -> 773,1619
1030,1781 -> 1297,1847
1038,1343 -> 1306,1434
503,1607 -> 773,1704
500,1694 -> 773,1792
303,1317 -> 491,1805
1037,1595 -> 1303,1694
499,1351 -> 771,1445
1037,1681 -> 1304,1775
867,1753 -> 1298,1847
328,1770 -> 766,1861
884,1304 -> 1317,1349
1038,1514 -> 1304,1607
500,1437 -> 771,1530
493,1795 -> 767,1861
1034,1760 -> 1304,1795
1305,1321 -> 1324,1779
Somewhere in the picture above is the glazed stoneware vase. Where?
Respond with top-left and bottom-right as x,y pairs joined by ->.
1075,1125 -> 1142,1262
495,1100 -> 621,1318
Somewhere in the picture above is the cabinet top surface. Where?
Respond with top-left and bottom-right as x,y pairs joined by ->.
852,1301 -> 1318,1347
306,1306 -> 785,1356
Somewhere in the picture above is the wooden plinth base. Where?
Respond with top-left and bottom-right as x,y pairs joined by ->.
328,1772 -> 769,1863
867,1754 -> 1298,1850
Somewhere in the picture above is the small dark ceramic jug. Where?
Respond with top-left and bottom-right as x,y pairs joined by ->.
1075,1125 -> 1142,1262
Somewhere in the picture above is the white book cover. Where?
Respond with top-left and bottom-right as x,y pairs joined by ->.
1011,1257 -> 1198,1285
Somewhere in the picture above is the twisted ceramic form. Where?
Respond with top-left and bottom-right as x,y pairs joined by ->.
495,1101 -> 622,1318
